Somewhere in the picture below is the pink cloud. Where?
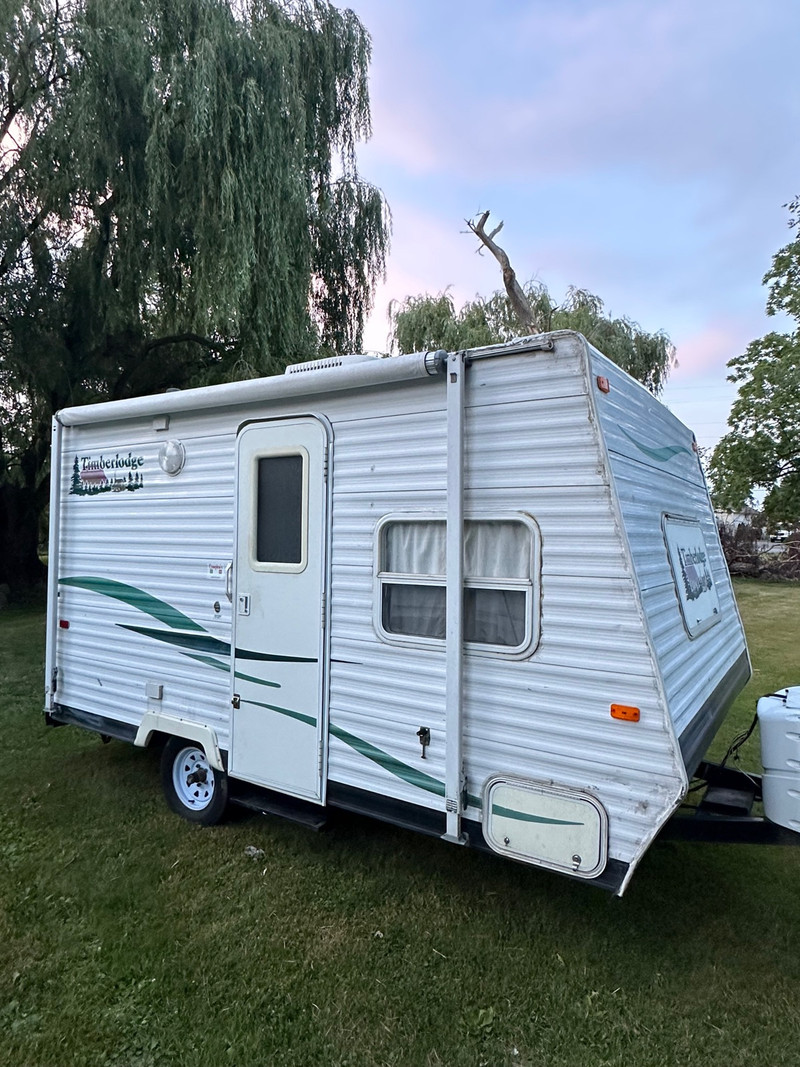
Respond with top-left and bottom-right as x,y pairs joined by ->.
362,201 -> 510,351
670,322 -> 749,380
353,0 -> 792,191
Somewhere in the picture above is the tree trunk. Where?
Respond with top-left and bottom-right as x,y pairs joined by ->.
0,484 -> 47,596
467,211 -> 540,334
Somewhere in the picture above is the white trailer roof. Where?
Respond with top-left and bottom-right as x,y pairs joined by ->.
56,350 -> 438,426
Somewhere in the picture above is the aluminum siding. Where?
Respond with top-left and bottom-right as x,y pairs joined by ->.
55,417 -> 237,745
587,344 -> 750,760
325,336 -> 684,870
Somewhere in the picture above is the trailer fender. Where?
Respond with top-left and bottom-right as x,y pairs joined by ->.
134,713 -> 225,772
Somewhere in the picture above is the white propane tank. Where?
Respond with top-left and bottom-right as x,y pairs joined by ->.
758,687 -> 800,833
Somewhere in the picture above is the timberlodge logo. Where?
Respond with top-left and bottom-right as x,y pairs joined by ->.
70,453 -> 145,496
677,544 -> 713,602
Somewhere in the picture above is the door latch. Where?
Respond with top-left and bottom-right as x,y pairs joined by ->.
416,726 -> 430,759
237,594 -> 250,616
232,693 -> 241,710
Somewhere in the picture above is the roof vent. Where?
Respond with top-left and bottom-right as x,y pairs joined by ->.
285,353 -> 378,375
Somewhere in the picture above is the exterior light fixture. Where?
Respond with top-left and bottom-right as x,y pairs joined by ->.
158,440 -> 186,476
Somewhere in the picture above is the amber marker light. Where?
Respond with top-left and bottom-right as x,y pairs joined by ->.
610,703 -> 640,722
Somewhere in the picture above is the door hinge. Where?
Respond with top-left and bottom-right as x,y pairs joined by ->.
50,667 -> 58,696
232,693 -> 241,710
320,591 -> 327,630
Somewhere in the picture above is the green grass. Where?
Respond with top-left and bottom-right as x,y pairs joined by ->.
2,582 -> 800,1067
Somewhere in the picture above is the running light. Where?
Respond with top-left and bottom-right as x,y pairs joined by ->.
610,704 -> 640,722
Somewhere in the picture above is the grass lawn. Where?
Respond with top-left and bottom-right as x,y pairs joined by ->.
2,580 -> 799,1066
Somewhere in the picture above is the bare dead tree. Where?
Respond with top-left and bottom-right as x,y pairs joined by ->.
467,210 -> 539,333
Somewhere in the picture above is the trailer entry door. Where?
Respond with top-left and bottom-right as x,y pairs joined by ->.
231,417 -> 328,802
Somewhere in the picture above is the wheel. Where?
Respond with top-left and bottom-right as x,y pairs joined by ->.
161,736 -> 228,825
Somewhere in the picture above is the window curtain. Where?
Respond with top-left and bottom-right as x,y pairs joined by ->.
384,520 -> 530,579
382,519 -> 532,648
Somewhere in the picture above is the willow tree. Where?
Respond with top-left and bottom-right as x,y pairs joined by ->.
390,284 -> 675,396
390,212 -> 674,396
0,0 -> 389,593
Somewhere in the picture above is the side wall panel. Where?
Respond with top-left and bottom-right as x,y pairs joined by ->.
325,340 -> 684,869
588,345 -> 750,768
55,419 -> 237,745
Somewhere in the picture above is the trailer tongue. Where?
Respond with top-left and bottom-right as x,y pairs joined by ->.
664,688 -> 800,845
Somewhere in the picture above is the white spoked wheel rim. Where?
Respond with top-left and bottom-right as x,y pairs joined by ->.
172,746 -> 215,811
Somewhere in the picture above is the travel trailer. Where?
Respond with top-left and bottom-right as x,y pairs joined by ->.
44,331 -> 798,895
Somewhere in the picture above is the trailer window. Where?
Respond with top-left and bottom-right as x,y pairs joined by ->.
255,453 -> 305,566
378,518 -> 538,653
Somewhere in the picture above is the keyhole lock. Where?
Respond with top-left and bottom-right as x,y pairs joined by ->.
416,726 -> 431,759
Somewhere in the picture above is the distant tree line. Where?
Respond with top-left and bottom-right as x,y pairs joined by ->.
710,198 -> 800,529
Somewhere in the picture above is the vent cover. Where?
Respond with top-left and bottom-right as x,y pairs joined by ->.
284,354 -> 378,375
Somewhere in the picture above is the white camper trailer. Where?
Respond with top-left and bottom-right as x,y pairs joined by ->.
45,330 -> 788,895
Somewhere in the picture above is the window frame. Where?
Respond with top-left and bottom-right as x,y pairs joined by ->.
662,513 -> 721,638
373,512 -> 541,658
249,446 -> 309,574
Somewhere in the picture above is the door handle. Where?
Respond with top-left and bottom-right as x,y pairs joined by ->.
225,562 -> 233,603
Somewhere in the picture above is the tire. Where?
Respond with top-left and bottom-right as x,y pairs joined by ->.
161,736 -> 228,825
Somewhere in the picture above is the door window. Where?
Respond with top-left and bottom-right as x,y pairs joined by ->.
253,451 -> 307,571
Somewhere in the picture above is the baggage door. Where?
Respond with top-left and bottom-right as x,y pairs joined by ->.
230,417 -> 328,802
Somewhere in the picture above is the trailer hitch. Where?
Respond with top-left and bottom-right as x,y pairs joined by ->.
662,761 -> 800,846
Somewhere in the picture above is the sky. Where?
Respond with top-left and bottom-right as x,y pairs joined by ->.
344,0 -> 800,451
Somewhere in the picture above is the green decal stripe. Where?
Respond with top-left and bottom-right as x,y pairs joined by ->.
180,652 -> 233,674
235,669 -> 282,689
244,699 -> 317,728
119,624 -> 228,656
491,804 -> 582,826
117,627 -> 283,689
238,706 -> 584,824
327,731 -> 581,823
234,704 -> 445,798
62,578 -> 315,663
465,793 -> 578,824
236,648 -> 318,664
330,725 -> 446,798
60,577 -> 205,631
618,426 -> 693,463
63,577 -> 579,827
172,651 -> 281,691
116,622 -> 315,666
